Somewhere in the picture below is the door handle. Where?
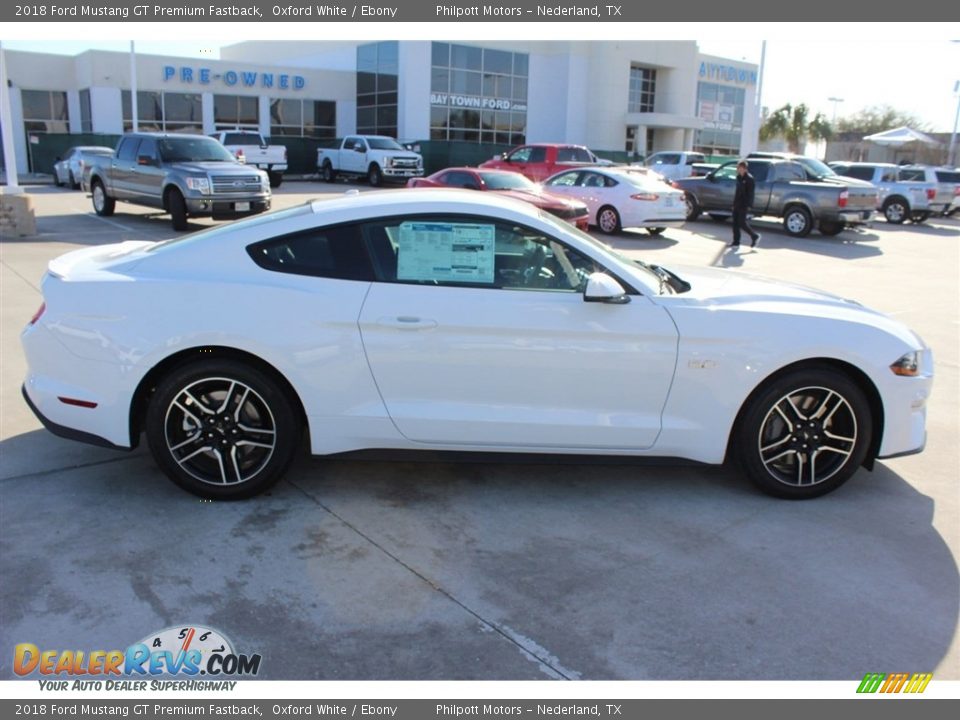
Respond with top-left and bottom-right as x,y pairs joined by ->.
377,316 -> 438,330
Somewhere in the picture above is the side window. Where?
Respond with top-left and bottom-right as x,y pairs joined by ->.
603,175 -> 619,188
444,171 -> 480,189
528,147 -> 547,163
898,168 -> 925,182
137,137 -> 158,162
342,138 -> 356,151
654,153 -> 680,165
713,165 -> 738,180
116,138 -> 140,162
580,172 -> 606,188
557,147 -> 592,163
686,154 -> 705,165
775,163 -> 805,181
880,168 -> 898,183
363,216 -> 601,292
749,163 -> 769,182
507,146 -> 532,163
545,171 -> 580,187
246,224 -> 374,281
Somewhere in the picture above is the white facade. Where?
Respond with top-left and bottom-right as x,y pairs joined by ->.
2,42 -> 758,174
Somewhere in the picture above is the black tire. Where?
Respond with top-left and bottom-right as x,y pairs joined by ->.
321,162 -> 337,183
882,197 -> 909,224
268,172 -> 283,189
69,171 -> 80,190
368,163 -> 382,187
54,170 -> 63,187
910,211 -> 929,224
683,192 -> 701,221
596,205 -> 622,234
167,189 -> 188,231
91,180 -> 116,217
819,220 -> 844,236
708,213 -> 728,222
783,205 -> 813,237
646,227 -> 666,236
735,366 -> 872,499
145,359 -> 301,499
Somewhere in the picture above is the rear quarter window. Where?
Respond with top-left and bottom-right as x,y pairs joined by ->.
246,224 -> 374,281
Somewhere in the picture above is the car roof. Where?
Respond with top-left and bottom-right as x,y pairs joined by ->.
307,188 -> 547,220
123,132 -> 211,140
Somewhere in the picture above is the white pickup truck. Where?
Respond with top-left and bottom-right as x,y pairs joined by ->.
317,135 -> 423,186
210,131 -> 287,188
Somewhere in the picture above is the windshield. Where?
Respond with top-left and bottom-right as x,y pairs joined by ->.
797,157 -> 836,178
480,172 -> 536,190
159,137 -> 236,163
367,137 -> 405,151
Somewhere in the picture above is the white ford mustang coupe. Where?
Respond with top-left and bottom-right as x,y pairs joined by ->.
21,190 -> 931,499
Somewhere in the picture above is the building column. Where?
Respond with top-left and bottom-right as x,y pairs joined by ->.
635,125 -> 647,157
201,93 -> 215,134
258,96 -> 271,139
683,128 -> 694,150
89,87 -> 122,134
67,91 -> 81,134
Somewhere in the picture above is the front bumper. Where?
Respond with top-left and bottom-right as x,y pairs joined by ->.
185,196 -> 271,219
382,167 -> 424,180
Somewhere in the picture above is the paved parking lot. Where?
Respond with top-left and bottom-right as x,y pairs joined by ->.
1,183 -> 958,680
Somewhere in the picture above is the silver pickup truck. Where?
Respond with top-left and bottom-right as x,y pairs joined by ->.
675,159 -> 877,237
87,133 -> 272,231
828,162 -> 936,224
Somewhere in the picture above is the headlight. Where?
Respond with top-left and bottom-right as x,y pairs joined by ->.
185,177 -> 210,194
890,351 -> 921,377
385,157 -> 394,167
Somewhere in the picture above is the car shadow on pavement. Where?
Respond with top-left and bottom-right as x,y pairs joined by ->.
600,232 -> 680,252
2,426 -> 955,680
687,220 -> 885,260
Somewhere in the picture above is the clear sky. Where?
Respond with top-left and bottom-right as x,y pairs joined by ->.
3,35 -> 958,133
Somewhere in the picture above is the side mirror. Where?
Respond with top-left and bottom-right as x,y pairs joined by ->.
137,155 -> 154,167
355,146 -> 365,153
707,172 -> 717,182
583,273 -> 630,304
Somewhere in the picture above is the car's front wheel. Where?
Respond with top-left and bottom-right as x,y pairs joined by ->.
368,164 -> 382,187
735,367 -> 872,499
145,360 -> 301,499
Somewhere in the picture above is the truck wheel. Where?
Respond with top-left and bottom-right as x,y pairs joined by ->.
818,220 -> 844,236
683,193 -> 701,221
91,180 -> 116,217
268,172 -> 283,189
167,189 -> 188,231
882,197 -> 908,224
783,206 -> 812,237
368,164 -> 382,187
322,162 -> 337,183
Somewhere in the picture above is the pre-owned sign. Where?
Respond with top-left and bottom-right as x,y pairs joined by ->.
163,66 -> 306,90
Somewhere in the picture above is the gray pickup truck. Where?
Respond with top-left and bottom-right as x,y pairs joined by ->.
675,159 -> 877,237
88,133 -> 272,231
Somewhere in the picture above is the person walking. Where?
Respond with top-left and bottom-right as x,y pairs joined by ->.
731,160 -> 760,249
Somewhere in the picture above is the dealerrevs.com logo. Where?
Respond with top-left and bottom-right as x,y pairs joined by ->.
14,625 -> 261,689
856,672 -> 933,694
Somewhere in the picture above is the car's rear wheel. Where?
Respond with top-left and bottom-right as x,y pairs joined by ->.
91,180 -> 115,216
883,198 -> 908,224
597,205 -> 621,234
268,172 -> 283,189
145,360 -> 301,499
167,189 -> 188,231
735,367 -> 872,499
683,192 -> 701,221
783,205 -> 813,237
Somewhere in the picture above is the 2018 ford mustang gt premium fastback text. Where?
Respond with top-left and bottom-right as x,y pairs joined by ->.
21,190 -> 932,500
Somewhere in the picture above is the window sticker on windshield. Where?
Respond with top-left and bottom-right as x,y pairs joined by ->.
397,222 -> 495,284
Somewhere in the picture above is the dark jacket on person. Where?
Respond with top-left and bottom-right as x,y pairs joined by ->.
734,172 -> 755,210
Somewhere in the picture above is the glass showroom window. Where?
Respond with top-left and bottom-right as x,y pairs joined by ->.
21,89 -> 69,136
122,91 -> 200,133
357,41 -> 399,138
628,67 -> 656,113
429,42 -> 528,145
270,99 -> 336,138
693,82 -> 746,155
214,94 -> 259,132
79,89 -> 92,132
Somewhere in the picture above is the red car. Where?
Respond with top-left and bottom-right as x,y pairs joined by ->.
478,143 -> 606,183
408,167 -> 590,231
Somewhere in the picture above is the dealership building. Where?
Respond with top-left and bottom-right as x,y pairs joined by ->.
1,41 -> 759,174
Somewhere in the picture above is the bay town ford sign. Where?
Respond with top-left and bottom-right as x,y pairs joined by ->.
430,93 -> 527,112
163,66 -> 306,90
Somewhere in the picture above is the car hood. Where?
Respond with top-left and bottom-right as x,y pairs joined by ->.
169,161 -> 261,175
813,174 -> 876,189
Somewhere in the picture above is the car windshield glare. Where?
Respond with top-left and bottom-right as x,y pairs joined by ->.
367,138 -> 405,151
158,137 -> 236,163
800,157 -> 836,177
480,172 -> 535,190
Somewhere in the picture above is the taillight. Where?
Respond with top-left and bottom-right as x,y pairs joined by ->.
926,188 -> 936,200
838,189 -> 849,208
29,302 -> 46,325
235,149 -> 244,159
954,186 -> 959,196
631,193 -> 659,201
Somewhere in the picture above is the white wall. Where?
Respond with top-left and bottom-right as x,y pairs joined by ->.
398,42 -> 430,140
89,87 -> 122,134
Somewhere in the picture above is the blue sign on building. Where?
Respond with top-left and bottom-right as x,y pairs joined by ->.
163,66 -> 306,90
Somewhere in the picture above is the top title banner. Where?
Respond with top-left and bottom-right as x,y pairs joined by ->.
5,0 -> 948,22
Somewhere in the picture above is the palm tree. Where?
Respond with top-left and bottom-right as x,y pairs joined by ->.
760,103 -> 832,154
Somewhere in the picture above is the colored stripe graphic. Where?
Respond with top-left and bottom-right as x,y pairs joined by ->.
857,672 -> 932,694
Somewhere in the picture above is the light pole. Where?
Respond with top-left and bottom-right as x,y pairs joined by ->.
949,81 -> 959,167
828,97 -> 844,124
